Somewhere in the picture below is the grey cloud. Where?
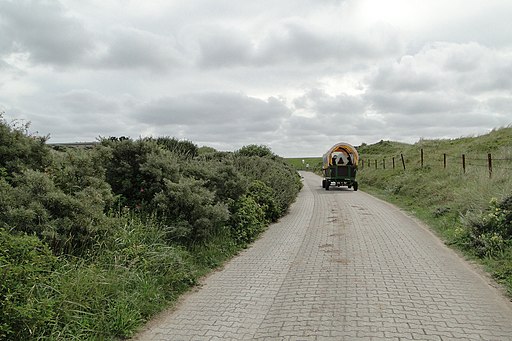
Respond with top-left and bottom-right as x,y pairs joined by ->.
366,42 -> 512,125
193,26 -> 253,68
377,42 -> 512,94
190,18 -> 403,69
2,103 -> 128,142
467,62 -> 512,93
22,89 -> 135,141
485,97 -> 512,116
0,1 -> 185,71
95,28 -> 184,71
56,89 -> 121,115
276,112 -> 387,157
0,0 -> 94,66
255,20 -> 403,66
135,92 -> 290,136
255,20 -> 339,64
367,91 -> 478,115
440,42 -> 486,73
416,3 -> 512,49
45,90 -> 131,139
370,56 -> 440,92
436,42 -> 512,93
384,112 -> 501,129
293,89 -> 366,117
167,0 -> 348,27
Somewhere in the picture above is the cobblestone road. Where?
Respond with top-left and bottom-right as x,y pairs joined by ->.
133,171 -> 512,340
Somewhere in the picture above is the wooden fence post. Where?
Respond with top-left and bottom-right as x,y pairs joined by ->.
462,154 -> 466,174
421,148 -> 424,168
401,154 -> 406,170
361,159 -> 364,170
488,153 -> 492,178
392,157 -> 395,169
443,153 -> 446,169
383,159 -> 386,169
375,160 -> 377,169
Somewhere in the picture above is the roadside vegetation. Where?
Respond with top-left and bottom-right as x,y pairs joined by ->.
357,127 -> 512,296
0,116 -> 302,340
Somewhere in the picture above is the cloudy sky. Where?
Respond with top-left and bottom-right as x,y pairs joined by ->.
1,0 -> 511,157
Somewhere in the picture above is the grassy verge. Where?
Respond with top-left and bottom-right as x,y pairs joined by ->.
1,214 -> 247,340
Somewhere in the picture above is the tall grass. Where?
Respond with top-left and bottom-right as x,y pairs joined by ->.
2,212 -> 242,340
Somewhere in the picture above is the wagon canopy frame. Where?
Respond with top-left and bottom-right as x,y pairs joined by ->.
322,142 -> 359,169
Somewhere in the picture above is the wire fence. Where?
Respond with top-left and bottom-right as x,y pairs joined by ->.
360,149 -> 512,178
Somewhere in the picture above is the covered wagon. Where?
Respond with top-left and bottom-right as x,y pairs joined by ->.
322,142 -> 359,191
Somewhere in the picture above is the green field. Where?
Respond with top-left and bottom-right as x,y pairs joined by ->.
286,157 -> 322,171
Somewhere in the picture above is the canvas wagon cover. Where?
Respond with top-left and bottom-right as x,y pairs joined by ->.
322,142 -> 359,169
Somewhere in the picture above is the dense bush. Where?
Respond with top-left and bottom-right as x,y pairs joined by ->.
50,147 -> 112,199
0,170 -> 110,255
100,138 -> 180,209
182,158 -> 248,204
236,144 -> 275,158
0,117 -> 303,339
461,196 -> 512,257
247,180 -> 280,223
153,178 -> 229,242
0,116 -> 51,179
229,195 -> 266,245
234,155 -> 302,215
154,136 -> 199,159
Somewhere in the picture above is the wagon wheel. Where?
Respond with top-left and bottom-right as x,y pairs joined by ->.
325,181 -> 330,190
322,179 -> 326,188
353,182 -> 358,191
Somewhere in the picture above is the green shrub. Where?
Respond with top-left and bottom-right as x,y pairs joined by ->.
154,136 -> 198,159
152,178 -> 229,242
230,195 -> 265,245
234,154 -> 302,216
101,139 -> 180,209
247,180 -> 280,222
51,147 -> 112,201
1,170 -> 109,255
0,116 -> 51,178
236,144 -> 275,158
0,229 -> 58,340
461,196 -> 512,257
182,158 -> 248,204
0,167 -> 8,179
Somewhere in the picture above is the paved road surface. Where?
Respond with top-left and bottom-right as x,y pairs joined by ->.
133,171 -> 512,340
